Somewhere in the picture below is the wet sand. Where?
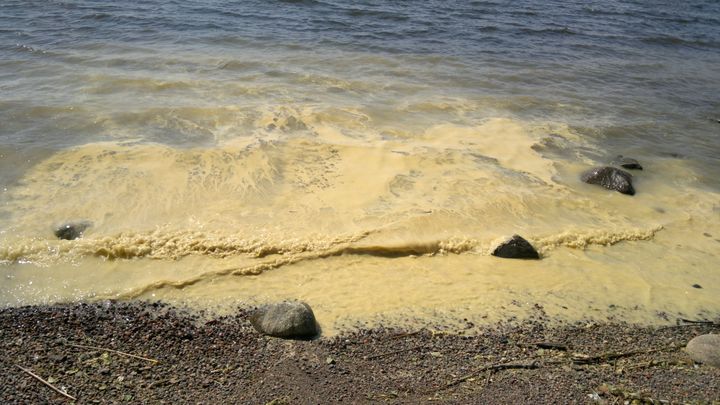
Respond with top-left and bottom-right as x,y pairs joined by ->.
2,301 -> 718,404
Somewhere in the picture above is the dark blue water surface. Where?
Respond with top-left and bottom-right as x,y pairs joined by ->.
3,1 -> 720,56
1,0 -> 719,175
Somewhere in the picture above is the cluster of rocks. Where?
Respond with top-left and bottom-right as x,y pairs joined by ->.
484,156 -> 647,261
580,155 -> 643,196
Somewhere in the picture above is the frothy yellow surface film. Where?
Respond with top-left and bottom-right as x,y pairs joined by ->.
1,117 -> 718,334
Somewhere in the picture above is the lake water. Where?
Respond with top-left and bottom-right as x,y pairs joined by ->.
1,0 -> 719,333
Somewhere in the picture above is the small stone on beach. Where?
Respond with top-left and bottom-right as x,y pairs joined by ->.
250,301 -> 319,339
686,334 -> 720,368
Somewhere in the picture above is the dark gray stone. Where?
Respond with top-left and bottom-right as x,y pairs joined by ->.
612,155 -> 643,170
492,235 -> 539,260
581,166 -> 635,195
686,334 -> 720,368
53,221 -> 92,240
250,301 -> 318,339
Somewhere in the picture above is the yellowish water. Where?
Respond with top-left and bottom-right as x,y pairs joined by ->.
1,117 -> 718,334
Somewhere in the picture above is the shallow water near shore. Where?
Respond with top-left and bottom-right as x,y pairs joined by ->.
1,0 -> 719,334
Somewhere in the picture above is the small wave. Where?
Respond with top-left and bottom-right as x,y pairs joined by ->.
216,60 -> 265,71
0,230 -> 375,264
1,224 -> 664,301
275,0 -> 322,5
79,12 -> 112,21
0,229 -> 482,266
83,74 -> 194,94
105,237 -> 478,300
641,36 -> 719,49
339,239 -> 477,258
581,6 -> 632,17
345,8 -> 409,22
534,226 -> 663,251
106,226 -> 663,300
520,27 -> 576,36
12,44 -> 49,55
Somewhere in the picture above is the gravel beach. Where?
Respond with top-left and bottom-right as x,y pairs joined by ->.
2,302 -> 719,404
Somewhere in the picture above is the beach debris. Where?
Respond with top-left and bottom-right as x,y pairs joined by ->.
65,342 -> 159,364
16,364 -> 76,401
53,220 -> 92,240
533,342 -> 568,351
571,344 -> 683,365
266,397 -> 291,405
491,235 -> 539,259
365,345 -> 423,360
685,334 -> 720,368
596,384 -> 673,404
611,155 -> 643,170
692,284 -> 702,289
443,360 -> 540,390
674,318 -> 718,326
250,301 -> 319,339
580,166 -> 635,195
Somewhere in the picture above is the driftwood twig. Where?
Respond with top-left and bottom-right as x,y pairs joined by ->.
601,384 -> 675,405
365,346 -> 422,360
66,343 -> 158,363
517,342 -> 569,351
16,364 -> 76,401
675,318 -> 719,327
572,345 -> 682,365
533,342 -> 568,351
442,360 -> 540,390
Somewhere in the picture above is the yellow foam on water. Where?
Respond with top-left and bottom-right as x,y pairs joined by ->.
1,117 -> 719,334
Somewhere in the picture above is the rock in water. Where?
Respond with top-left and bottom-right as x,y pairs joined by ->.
611,155 -> 643,170
250,301 -> 318,339
686,334 -> 720,368
580,166 -> 635,195
53,221 -> 92,240
492,235 -> 540,259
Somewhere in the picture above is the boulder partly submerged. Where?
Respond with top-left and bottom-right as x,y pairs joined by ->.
611,155 -> 643,170
53,220 -> 92,240
250,301 -> 319,339
581,166 -> 635,195
686,334 -> 720,368
492,235 -> 540,260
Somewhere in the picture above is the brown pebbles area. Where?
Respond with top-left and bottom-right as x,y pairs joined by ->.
1,302 -> 719,404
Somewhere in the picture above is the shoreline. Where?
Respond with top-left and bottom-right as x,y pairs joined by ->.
1,302 -> 719,404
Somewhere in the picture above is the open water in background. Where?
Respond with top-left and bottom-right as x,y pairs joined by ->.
1,1 -> 719,156
0,1 -> 719,332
